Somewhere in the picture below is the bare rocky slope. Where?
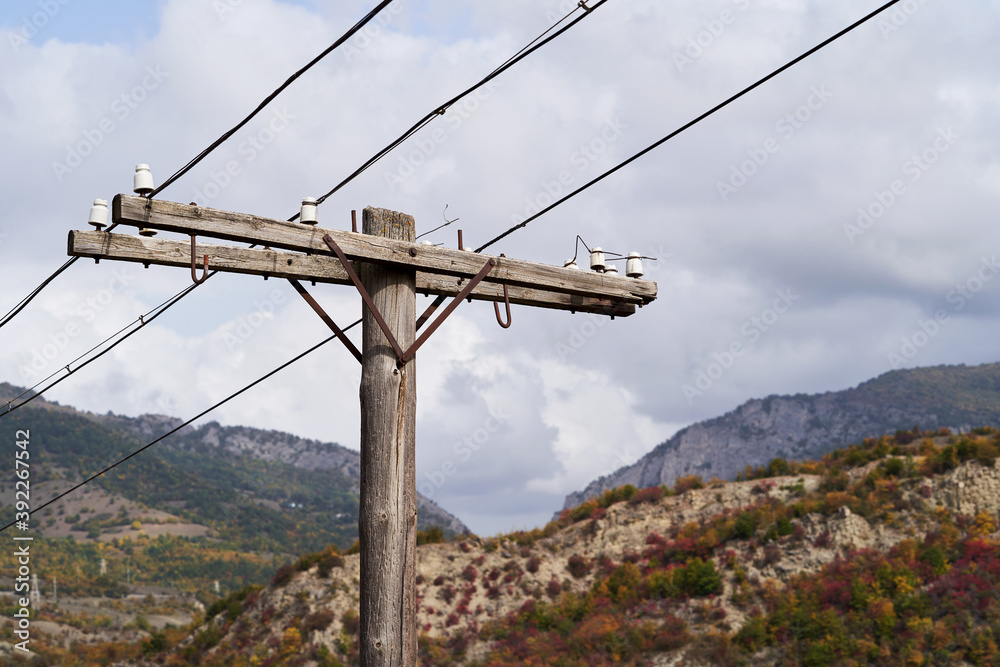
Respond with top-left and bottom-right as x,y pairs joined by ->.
139,428 -> 1000,666
563,362 -> 1000,512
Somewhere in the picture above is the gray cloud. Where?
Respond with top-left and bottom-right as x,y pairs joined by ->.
1,0 -> 998,535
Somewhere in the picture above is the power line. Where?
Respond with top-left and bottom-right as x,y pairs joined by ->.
148,0 -> 398,199
1,279 -> 206,419
0,2 -> 396,332
0,218 -> 134,333
0,325 -> 354,534
0,0 -> 597,334
475,0 -> 904,253
300,0 -> 609,218
0,258 -> 77,331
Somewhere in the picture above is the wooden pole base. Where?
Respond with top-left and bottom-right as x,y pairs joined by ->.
359,207 -> 417,666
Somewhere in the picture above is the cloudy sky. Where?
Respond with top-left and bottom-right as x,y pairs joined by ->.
1,0 -> 998,535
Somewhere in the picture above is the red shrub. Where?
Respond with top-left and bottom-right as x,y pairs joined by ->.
752,480 -> 776,495
546,577 -> 562,598
813,531 -> 832,549
301,610 -> 334,634
630,486 -> 665,505
567,554 -> 592,579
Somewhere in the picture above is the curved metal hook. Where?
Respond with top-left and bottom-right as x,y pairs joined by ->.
494,282 -> 512,329
190,234 -> 210,285
442,204 -> 460,225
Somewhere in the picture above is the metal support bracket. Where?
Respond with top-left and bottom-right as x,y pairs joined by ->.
288,278 -> 363,364
322,234 -> 497,365
190,235 -> 210,285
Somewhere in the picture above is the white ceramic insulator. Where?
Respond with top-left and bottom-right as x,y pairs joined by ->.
88,199 -> 109,228
133,164 -> 154,194
300,197 -> 319,225
626,252 -> 644,279
590,247 -> 605,272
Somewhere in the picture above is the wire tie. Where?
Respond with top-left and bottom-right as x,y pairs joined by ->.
578,0 -> 592,12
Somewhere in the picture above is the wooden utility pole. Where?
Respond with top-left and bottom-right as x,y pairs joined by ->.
359,208 -> 417,665
69,194 -> 658,666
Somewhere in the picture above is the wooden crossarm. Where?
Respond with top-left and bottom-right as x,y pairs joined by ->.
69,230 -> 638,317
111,195 -> 657,307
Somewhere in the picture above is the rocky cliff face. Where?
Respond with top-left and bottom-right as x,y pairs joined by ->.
103,415 -> 472,536
0,383 -> 470,535
563,362 -> 1000,511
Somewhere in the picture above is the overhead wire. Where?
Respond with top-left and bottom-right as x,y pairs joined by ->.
0,214 -> 130,332
474,0 -> 904,253
0,0 -> 397,333
147,0 -> 399,200
297,0 -> 610,218
0,257 -> 78,331
0,324 -> 354,534
1,279 -> 205,419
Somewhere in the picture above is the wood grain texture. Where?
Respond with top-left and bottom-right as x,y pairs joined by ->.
112,194 -> 657,305
358,207 -> 417,666
69,231 -> 637,317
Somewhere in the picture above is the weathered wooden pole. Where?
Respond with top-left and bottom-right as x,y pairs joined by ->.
359,207 -> 418,666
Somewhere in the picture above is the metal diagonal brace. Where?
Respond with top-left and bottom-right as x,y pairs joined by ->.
288,279 -> 363,363
322,234 -> 496,364
405,257 -> 496,362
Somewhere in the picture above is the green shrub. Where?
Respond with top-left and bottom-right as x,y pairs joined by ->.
416,526 -> 444,545
674,558 -> 722,597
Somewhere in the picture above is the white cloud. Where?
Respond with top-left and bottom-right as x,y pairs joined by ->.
2,0 -> 999,535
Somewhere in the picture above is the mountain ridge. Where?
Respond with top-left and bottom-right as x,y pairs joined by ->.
563,362 -> 1000,511
0,382 -> 469,536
